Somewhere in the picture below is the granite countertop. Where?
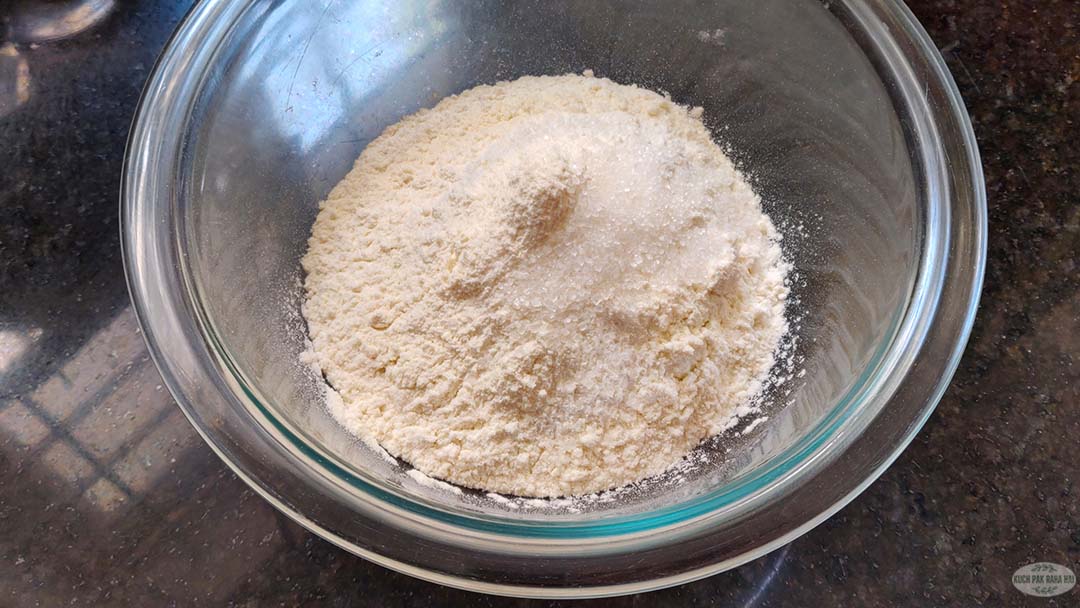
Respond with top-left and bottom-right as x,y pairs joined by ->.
1,0 -> 1077,605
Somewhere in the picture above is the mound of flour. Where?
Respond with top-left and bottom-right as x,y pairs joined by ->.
301,72 -> 788,497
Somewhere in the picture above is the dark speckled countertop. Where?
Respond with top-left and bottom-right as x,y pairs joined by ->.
1,0 -> 1077,605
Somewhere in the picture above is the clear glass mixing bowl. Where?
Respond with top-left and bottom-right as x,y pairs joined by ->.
122,0 -> 985,598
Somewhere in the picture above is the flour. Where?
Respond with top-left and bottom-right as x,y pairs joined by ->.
301,72 -> 789,497
406,469 -> 464,495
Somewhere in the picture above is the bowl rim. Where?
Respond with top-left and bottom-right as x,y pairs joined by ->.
121,0 -> 986,598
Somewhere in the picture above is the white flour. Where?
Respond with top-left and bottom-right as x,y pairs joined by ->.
302,72 -> 788,497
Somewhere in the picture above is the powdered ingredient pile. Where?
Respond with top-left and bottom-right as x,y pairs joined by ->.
301,73 -> 788,498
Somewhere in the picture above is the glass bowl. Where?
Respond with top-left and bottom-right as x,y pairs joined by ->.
122,0 -> 985,598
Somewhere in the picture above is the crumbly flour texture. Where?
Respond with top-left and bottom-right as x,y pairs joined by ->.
302,72 -> 788,497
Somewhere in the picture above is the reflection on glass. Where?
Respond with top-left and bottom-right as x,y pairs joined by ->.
739,544 -> 791,607
248,0 -> 446,153
4,0 -> 115,43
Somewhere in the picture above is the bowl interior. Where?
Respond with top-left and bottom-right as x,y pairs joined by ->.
181,0 -> 918,522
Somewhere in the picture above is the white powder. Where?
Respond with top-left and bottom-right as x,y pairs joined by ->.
485,492 -> 519,508
302,72 -> 788,498
406,469 -> 464,495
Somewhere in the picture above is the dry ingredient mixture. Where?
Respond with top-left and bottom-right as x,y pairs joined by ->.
301,72 -> 789,498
